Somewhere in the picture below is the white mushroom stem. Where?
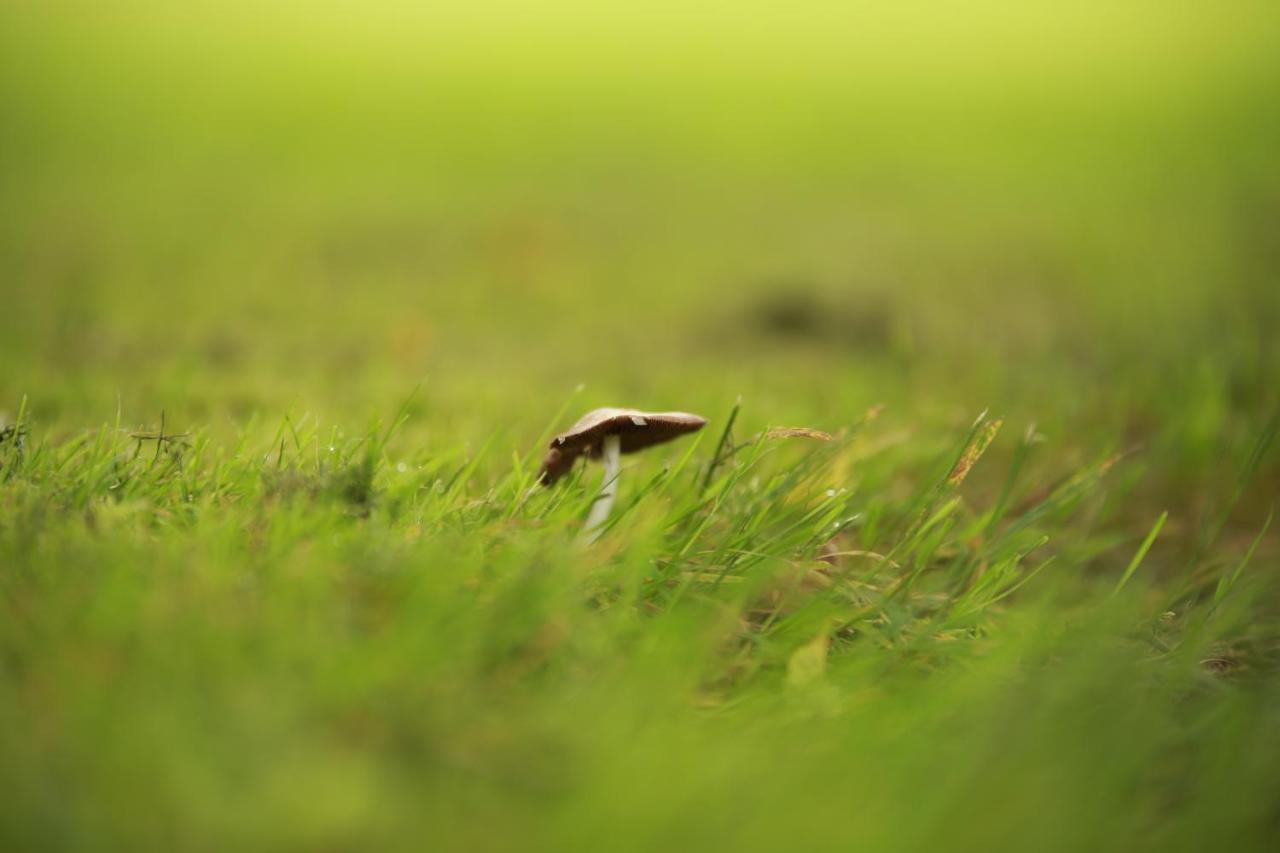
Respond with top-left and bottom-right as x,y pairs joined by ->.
583,434 -> 621,542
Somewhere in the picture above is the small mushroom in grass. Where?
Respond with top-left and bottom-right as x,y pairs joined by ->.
538,407 -> 708,540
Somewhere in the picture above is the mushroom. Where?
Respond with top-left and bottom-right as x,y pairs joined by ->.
538,407 -> 708,540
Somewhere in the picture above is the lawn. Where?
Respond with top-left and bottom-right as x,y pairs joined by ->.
2,4 -> 1279,851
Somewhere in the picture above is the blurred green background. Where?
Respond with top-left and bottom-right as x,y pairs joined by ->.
4,2 -> 1278,442
3,2 -> 1280,851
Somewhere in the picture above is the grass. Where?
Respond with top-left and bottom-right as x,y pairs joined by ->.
2,2 -> 1280,851
2,393 -> 1277,851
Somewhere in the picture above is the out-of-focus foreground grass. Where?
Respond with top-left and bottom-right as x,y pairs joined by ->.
2,3 -> 1279,851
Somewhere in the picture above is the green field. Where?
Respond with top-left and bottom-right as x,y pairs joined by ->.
3,3 -> 1280,850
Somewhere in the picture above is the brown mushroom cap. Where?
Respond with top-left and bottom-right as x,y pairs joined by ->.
537,407 -> 708,485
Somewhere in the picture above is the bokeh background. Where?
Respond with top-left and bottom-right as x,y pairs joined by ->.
4,2 -> 1278,453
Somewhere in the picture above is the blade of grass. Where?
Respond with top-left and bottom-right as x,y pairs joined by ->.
1213,506 -> 1273,606
699,397 -> 740,497
1112,510 -> 1168,596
